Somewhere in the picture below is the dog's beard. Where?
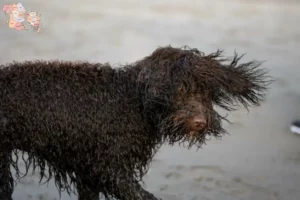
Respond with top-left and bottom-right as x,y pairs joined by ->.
158,109 -> 227,149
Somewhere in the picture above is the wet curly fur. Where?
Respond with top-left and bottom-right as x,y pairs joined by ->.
0,46 -> 271,200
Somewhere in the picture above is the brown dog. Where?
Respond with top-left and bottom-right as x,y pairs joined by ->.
0,46 -> 271,200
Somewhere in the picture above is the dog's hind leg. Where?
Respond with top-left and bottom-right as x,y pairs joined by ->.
0,151 -> 13,200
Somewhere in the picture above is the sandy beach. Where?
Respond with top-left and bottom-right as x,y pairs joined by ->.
1,0 -> 300,199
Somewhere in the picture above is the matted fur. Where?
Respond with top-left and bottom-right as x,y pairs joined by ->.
0,46 -> 271,200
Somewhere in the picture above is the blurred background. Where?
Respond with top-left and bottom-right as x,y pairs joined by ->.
1,0 -> 300,199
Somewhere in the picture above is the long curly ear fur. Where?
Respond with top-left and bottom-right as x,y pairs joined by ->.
136,46 -> 272,113
193,50 -> 273,111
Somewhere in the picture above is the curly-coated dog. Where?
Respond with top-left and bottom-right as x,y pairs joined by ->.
0,46 -> 271,200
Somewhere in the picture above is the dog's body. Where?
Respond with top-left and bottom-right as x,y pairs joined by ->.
0,46 -> 270,200
0,62 -> 157,200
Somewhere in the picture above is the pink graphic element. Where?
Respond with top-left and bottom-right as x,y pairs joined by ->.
14,21 -> 23,30
3,4 -> 13,13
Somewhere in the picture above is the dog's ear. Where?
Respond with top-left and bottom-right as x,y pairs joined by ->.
200,52 -> 273,110
136,63 -> 171,103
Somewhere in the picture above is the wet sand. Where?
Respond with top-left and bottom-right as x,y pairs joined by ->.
1,0 -> 300,199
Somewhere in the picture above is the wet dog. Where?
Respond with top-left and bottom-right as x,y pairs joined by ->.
0,46 -> 271,200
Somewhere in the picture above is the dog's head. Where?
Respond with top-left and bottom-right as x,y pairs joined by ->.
136,46 -> 271,148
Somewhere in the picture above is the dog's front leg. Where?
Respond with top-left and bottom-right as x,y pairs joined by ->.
109,176 -> 160,200
76,175 -> 100,200
0,151 -> 14,200
77,185 -> 99,200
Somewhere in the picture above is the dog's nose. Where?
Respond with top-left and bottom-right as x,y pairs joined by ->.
192,118 -> 207,131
